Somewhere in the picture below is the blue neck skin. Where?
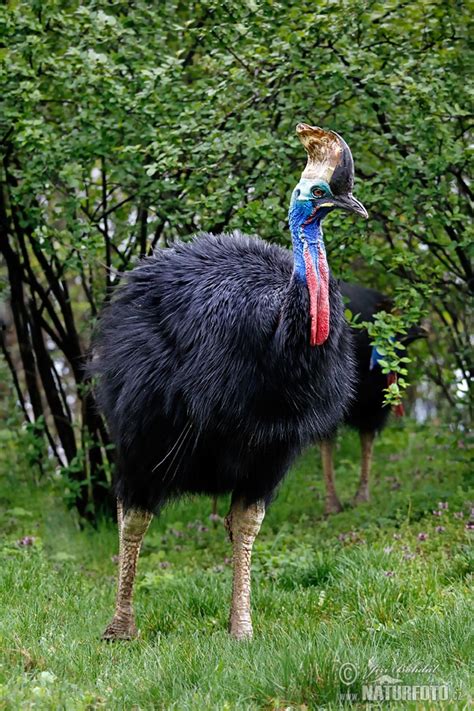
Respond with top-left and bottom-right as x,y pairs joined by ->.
288,180 -> 332,283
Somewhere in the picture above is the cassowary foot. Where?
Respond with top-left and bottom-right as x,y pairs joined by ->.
229,616 -> 253,640
353,487 -> 370,505
324,496 -> 343,515
102,616 -> 138,641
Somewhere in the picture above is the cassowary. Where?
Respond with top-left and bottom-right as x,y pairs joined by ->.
321,282 -> 426,514
92,123 -> 367,641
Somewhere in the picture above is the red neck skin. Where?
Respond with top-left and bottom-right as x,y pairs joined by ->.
300,211 -> 330,346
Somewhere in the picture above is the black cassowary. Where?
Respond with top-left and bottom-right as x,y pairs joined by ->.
321,282 -> 426,514
92,124 -> 367,641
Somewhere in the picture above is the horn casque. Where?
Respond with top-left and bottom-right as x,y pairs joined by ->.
296,123 -> 355,194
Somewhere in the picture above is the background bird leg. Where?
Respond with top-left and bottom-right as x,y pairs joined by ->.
211,495 -> 219,525
353,431 -> 375,504
321,440 -> 343,514
102,508 -> 152,641
115,499 -> 124,576
117,498 -> 124,538
226,498 -> 265,640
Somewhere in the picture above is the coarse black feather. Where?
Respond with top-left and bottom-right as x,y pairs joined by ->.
92,232 -> 355,512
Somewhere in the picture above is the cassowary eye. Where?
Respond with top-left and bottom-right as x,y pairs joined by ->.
312,187 -> 325,198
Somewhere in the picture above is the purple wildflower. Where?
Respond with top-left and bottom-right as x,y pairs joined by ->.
432,510 -> 442,517
418,532 -> 428,541
384,570 -> 395,577
438,501 -> 449,510
17,536 -> 35,547
465,521 -> 474,531
435,526 -> 445,533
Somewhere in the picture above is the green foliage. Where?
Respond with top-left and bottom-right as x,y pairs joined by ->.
0,421 -> 472,708
0,1 -> 472,512
354,309 -> 414,406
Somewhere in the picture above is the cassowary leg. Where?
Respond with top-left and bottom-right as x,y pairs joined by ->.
102,508 -> 152,641
117,498 -> 124,536
321,440 -> 343,514
225,498 -> 265,640
353,431 -> 375,504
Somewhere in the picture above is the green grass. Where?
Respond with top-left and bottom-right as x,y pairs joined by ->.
0,421 -> 472,709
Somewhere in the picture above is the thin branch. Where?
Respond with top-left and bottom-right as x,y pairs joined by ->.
0,329 -> 31,422
101,158 -> 112,294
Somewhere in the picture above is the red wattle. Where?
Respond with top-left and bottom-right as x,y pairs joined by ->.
303,244 -> 319,346
316,243 -> 330,345
387,372 -> 405,417
394,402 -> 405,417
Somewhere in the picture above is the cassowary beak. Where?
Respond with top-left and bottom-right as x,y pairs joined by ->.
402,323 -> 430,345
332,194 -> 368,219
414,324 -> 429,338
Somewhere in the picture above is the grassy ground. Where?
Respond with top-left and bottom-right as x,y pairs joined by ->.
0,420 -> 472,709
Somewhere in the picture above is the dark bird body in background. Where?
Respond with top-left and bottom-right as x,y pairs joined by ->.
322,282 -> 426,514
92,124 -> 367,641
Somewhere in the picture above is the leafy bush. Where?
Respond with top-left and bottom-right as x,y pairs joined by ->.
1,1 -> 471,515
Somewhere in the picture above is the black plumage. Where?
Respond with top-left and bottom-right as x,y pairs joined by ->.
321,281 -> 425,513
93,232 -> 355,513
94,124 -> 370,641
340,281 -> 424,434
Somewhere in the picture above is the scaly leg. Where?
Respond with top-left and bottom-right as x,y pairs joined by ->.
117,498 -> 124,539
116,498 -> 125,569
321,440 -> 343,515
353,431 -> 375,504
225,498 -> 265,640
102,507 -> 152,640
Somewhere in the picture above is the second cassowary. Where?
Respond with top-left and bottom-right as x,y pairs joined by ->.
92,124 -> 367,641
321,282 -> 426,514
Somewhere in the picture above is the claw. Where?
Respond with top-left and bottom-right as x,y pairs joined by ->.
102,617 -> 138,641
324,497 -> 343,515
352,488 -> 370,505
229,617 -> 253,640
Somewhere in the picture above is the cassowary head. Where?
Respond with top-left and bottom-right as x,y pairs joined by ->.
290,123 -> 368,223
288,124 -> 368,347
